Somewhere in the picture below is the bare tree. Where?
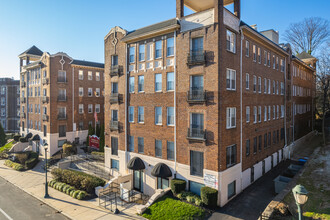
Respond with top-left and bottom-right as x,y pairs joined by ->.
284,17 -> 329,55
316,47 -> 330,145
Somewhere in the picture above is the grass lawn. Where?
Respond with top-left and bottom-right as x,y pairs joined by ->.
142,195 -> 205,220
0,141 -> 14,153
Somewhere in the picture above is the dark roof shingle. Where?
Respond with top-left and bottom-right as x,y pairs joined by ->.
71,59 -> 104,68
296,51 -> 316,60
19,45 -> 43,56
122,18 -> 179,41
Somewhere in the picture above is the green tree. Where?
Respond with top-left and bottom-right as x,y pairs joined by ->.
96,123 -> 101,137
99,124 -> 105,152
86,124 -> 95,145
0,123 -> 5,147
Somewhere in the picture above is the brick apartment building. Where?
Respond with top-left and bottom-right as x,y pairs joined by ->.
103,0 -> 316,206
19,46 -> 104,156
0,78 -> 20,133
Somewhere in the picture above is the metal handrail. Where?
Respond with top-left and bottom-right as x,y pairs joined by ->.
187,50 -> 206,65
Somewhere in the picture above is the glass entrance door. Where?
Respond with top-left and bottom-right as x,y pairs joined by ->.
133,170 -> 143,192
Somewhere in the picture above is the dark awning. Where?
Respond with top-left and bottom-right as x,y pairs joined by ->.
25,133 -> 33,139
31,134 -> 40,141
151,163 -> 172,178
127,157 -> 145,170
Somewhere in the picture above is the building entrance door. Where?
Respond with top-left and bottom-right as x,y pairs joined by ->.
133,170 -> 143,192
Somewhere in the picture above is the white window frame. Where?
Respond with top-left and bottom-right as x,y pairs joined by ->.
226,69 -> 236,91
246,106 -> 250,123
226,107 -> 236,129
79,104 -> 84,114
88,71 -> 93,80
129,106 -> 134,123
155,107 -> 162,125
226,30 -> 236,53
246,73 -> 249,90
88,104 -> 93,113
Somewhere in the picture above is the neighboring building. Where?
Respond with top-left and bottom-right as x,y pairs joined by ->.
103,0 -> 316,207
19,46 -> 104,156
0,78 -> 20,133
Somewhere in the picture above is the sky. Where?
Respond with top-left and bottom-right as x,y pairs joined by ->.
0,0 -> 329,80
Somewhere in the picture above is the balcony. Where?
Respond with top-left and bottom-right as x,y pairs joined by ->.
42,114 -> 48,121
187,50 -> 206,66
187,127 -> 206,141
110,65 -> 122,77
42,78 -> 49,85
57,96 -> 67,102
21,82 -> 26,87
42,96 -> 49,103
57,77 -> 67,83
20,97 -> 26,103
187,89 -> 206,103
57,114 -> 67,120
110,120 -> 119,131
110,93 -> 119,104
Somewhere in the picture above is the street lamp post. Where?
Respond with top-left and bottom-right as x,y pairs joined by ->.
292,184 -> 308,220
44,143 -> 49,198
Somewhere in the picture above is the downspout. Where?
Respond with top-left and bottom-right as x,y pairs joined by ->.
284,58 -> 287,155
125,44 -> 128,171
72,67 -> 75,137
174,30 -> 177,177
27,70 -> 29,133
239,28 -> 243,191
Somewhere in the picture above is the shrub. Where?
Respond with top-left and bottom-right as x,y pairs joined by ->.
91,152 -> 104,156
187,195 -> 196,203
4,160 -> 24,171
201,186 -> 218,207
19,137 -> 27,143
59,183 -> 66,192
25,152 -> 39,169
72,190 -> 80,199
170,179 -> 186,194
77,191 -> 87,200
62,184 -> 70,193
16,152 -> 29,165
63,143 -> 74,156
51,168 -> 105,193
49,180 -> 56,187
70,190 -> 75,197
195,198 -> 202,206
66,187 -> 74,195
13,135 -> 21,142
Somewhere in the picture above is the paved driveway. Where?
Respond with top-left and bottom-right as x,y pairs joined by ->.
208,160 -> 291,220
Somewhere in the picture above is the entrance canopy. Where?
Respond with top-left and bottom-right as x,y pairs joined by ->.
127,157 -> 145,170
151,163 -> 172,178
31,134 -> 40,141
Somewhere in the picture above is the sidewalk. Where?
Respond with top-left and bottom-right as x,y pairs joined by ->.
0,159 -> 144,220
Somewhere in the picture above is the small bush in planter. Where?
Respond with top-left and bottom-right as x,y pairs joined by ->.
13,135 -> 21,142
72,190 -> 80,199
201,186 -> 218,207
187,195 -> 196,203
195,198 -> 202,206
49,180 -> 56,187
70,190 -> 75,197
19,137 -> 27,143
4,160 -> 24,171
77,191 -> 87,200
66,187 -> 74,195
170,178 -> 186,194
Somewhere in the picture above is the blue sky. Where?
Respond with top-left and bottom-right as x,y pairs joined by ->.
0,0 -> 329,79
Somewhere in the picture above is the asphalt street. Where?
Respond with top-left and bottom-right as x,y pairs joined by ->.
0,176 -> 68,220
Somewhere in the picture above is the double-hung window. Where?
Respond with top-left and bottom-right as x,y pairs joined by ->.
167,72 -> 174,91
226,144 -> 237,168
189,113 -> 204,138
264,51 -> 267,65
95,88 -> 100,97
268,106 -> 271,120
167,37 -> 174,57
246,139 -> 250,156
139,44 -> 145,61
264,78 -> 267,94
246,41 -> 249,56
88,71 -> 92,80
253,106 -> 257,123
226,30 -> 236,53
138,106 -> 144,123
79,70 -> 83,80
129,106 -> 134,122
253,75 -> 257,92
79,87 -> 83,97
167,107 -> 174,126
257,47 -> 261,63
146,43 -> 153,61
138,137 -> 144,153
138,75 -> 144,92
226,107 -> 236,129
95,104 -> 100,113
111,137 -> 118,155
258,106 -> 261,122
155,40 -> 162,59
155,107 -> 162,125
88,88 -> 92,97
129,46 -> 135,63
190,150 -> 203,177
246,73 -> 249,90
264,106 -> 267,121
268,52 -> 271,66
167,141 -> 174,160
280,82 -> 284,95
79,104 -> 84,114
155,140 -> 162,158
253,45 -> 256,61
88,104 -> 93,113
155,74 -> 162,92
96,72 -> 100,81
129,77 -> 134,93
258,77 -> 261,93
246,106 -> 250,123
273,80 -> 276,94
226,69 -> 236,90
128,136 -> 134,152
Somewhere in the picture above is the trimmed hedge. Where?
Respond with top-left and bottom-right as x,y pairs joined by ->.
4,160 -> 24,171
13,135 -> 21,142
177,191 -> 202,206
170,179 -> 186,194
91,152 -> 104,157
51,168 -> 105,193
201,186 -> 218,207
19,137 -> 27,143
49,180 -> 87,200
25,152 -> 39,169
